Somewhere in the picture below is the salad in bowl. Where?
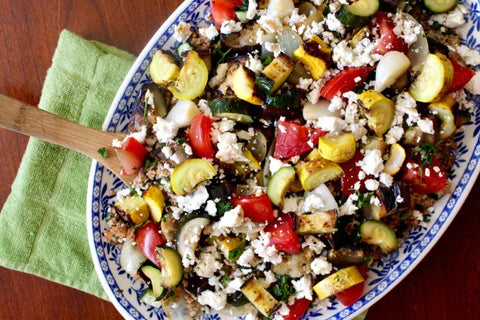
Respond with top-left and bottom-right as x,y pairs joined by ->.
100,0 -> 480,319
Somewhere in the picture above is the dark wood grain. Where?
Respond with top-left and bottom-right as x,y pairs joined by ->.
0,1 -> 478,319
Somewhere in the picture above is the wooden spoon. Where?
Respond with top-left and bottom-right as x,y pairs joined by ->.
0,94 -> 135,185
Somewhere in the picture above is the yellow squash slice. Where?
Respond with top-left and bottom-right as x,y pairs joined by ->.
150,51 -> 180,86
428,95 -> 456,140
171,159 -> 217,196
296,158 -> 344,191
383,143 -> 406,175
293,35 -> 331,80
168,50 -> 208,100
317,132 -> 356,163
232,65 -> 264,105
142,186 -> 166,223
358,90 -> 395,137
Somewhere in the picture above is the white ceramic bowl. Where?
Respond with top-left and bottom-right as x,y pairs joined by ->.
87,1 -> 480,319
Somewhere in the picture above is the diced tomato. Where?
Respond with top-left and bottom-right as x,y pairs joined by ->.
372,11 -> 407,55
115,137 -> 149,175
320,67 -> 372,100
135,221 -> 167,268
336,266 -> 368,306
188,114 -> 215,159
282,298 -> 312,320
231,194 -> 276,224
265,214 -> 301,254
402,159 -> 447,194
448,57 -> 475,92
274,120 -> 327,159
340,151 -> 368,196
210,0 -> 243,28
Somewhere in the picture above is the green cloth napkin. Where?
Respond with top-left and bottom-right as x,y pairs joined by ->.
0,30 -> 135,299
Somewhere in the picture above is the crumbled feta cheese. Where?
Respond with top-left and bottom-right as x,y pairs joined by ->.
218,205 -> 244,229
313,116 -> 347,134
197,290 -> 227,310
465,71 -> 480,94
246,0 -> 258,20
153,117 -> 178,143
359,149 -> 384,177
456,45 -> 480,66
252,231 -> 283,264
209,63 -> 229,88
379,172 -> 393,187
218,119 -> 235,133
424,167 -> 431,177
257,15 -> 283,34
282,195 -> 304,214
297,77 -> 314,91
339,194 -> 358,217
116,188 -> 131,201
396,195 -> 404,203
262,270 -> 277,288
392,11 -> 423,45
269,156 -> 288,175
412,209 -> 423,221
246,54 -> 263,74
245,313 -> 258,320
194,246 -> 222,278
112,138 -> 123,148
292,276 -> 313,300
216,132 -> 248,163
182,143 -> 193,156
303,190 -> 326,213
301,235 -> 326,254
365,179 -> 380,191
328,96 -> 344,112
205,200 -> 217,216
287,8 -> 306,26
265,42 -> 282,57
311,257 -> 333,275
274,303 -> 291,320
173,185 -> 209,213
325,13 -> 345,34
429,4 -> 467,29
225,278 -> 244,294
199,24 -> 219,40
417,118 -> 435,134
237,247 -> 255,267
266,0 -> 295,18
174,22 -> 192,42
221,20 -> 243,34
370,195 -> 381,206
385,126 -> 405,145
145,89 -> 155,108
333,38 -> 382,68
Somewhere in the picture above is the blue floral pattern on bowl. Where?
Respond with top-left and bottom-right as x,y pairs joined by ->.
86,1 -> 480,319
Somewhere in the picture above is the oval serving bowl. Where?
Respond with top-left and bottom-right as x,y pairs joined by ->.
87,1 -> 480,319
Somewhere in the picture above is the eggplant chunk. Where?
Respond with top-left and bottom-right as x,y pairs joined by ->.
363,182 -> 411,220
327,248 -> 365,267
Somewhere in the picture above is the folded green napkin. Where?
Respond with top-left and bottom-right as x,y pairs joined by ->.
0,30 -> 135,299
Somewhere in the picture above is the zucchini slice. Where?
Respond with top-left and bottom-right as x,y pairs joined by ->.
337,0 -> 380,27
296,210 -> 337,235
209,98 -> 253,124
241,278 -> 280,317
234,149 -> 262,175
267,166 -> 296,206
317,132 -> 356,164
409,53 -> 454,103
428,95 -> 456,140
359,220 -> 398,253
232,65 -> 265,105
168,50 -> 209,100
424,0 -> 457,13
265,90 -> 300,109
156,247 -> 184,288
296,158 -> 344,191
216,236 -> 246,262
383,143 -> 406,176
142,186 -> 165,223
358,90 -> 395,137
150,51 -> 180,86
176,42 -> 194,58
256,53 -> 295,93
176,217 -> 210,264
170,159 -> 216,196
293,35 -> 331,80
313,266 -> 365,300
362,187 -> 397,220
114,196 -> 150,225
141,265 -> 165,299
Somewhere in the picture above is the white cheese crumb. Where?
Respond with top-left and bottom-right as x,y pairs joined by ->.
237,247 -> 255,267
252,231 -> 283,264
339,194 -> 358,217
365,179 -> 380,191
246,0 -> 258,20
269,156 -> 288,175
396,195 -> 404,203
412,210 -> 423,221
197,290 -> 227,310
465,71 -> 480,94
198,24 -> 219,40
311,257 -> 333,275
257,15 -> 284,34
220,20 -> 243,34
429,4 -> 467,29
385,126 -> 405,145
313,116 -> 348,134
292,276 -> 313,300
246,54 -> 263,74
153,117 -> 178,143
456,45 -> 480,66
359,149 -> 384,177
325,13 -> 345,34
173,185 -> 209,213
205,200 -> 217,216
417,118 -> 435,134
379,172 -> 393,187
218,205 -> 244,229
174,22 -> 192,42
209,63 -> 229,88
301,235 -> 326,254
265,42 -> 282,57
216,132 -> 248,163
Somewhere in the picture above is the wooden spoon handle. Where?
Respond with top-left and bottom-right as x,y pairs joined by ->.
0,94 -> 133,185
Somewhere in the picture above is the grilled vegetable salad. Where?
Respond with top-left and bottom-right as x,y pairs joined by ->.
104,0 -> 480,318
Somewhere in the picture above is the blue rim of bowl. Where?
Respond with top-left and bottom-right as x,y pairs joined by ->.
86,1 -> 480,319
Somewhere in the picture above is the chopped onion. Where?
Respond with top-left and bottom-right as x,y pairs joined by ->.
402,12 -> 429,71
303,99 -> 340,120
267,0 -> 295,18
120,239 -> 147,275
375,51 -> 411,92
276,27 -> 303,57
304,184 -> 338,212
165,99 -> 200,128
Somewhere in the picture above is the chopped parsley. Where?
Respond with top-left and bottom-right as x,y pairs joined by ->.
412,141 -> 440,178
270,274 -> 296,301
217,201 -> 233,215
97,147 -> 108,159
143,97 -> 148,123
228,237 -> 247,261
175,137 -> 188,144
144,158 -> 153,170
262,55 -> 273,66
234,0 -> 248,12
213,41 -> 232,65
355,190 -> 373,209
129,187 -> 139,196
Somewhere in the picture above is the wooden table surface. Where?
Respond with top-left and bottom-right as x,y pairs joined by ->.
0,1 -> 478,319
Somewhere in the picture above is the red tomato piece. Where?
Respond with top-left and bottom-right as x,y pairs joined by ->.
340,151 -> 368,196
372,11 -> 407,55
448,57 -> 475,92
336,266 -> 368,306
115,137 -> 149,175
320,67 -> 372,100
188,114 -> 215,159
402,159 -> 447,194
282,298 -> 312,320
123,137 -> 149,159
231,194 -> 276,224
210,0 -> 243,28
274,120 -> 327,159
135,221 -> 166,268
264,214 -> 301,254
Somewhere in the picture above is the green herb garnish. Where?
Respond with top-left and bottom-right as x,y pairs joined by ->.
217,201 -> 233,215
143,97 -> 148,123
175,137 -> 188,144
270,274 -> 296,301
97,147 -> 108,159
355,190 -> 373,209
234,0 -> 248,12
229,237 -> 247,262
412,141 -> 440,178
262,55 -> 273,66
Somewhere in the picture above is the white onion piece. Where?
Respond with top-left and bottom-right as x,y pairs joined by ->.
408,32 -> 429,72
375,51 -> 411,92
276,27 -> 303,57
304,184 -> 339,212
165,99 -> 200,128
303,99 -> 340,120
120,240 -> 147,275
267,0 -> 295,18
